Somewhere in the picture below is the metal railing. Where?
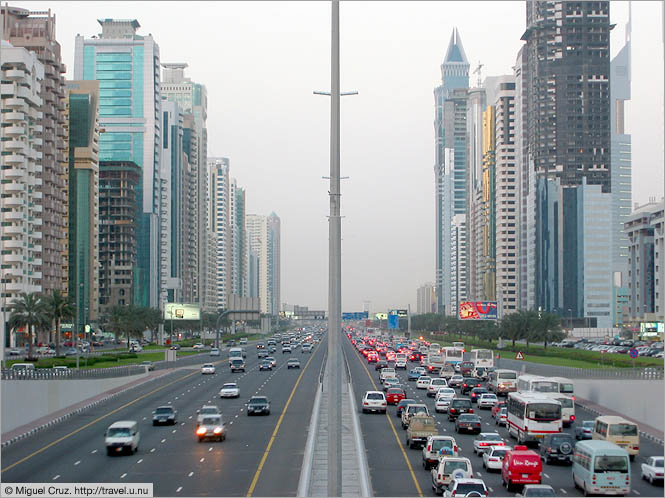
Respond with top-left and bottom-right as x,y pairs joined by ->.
497,358 -> 664,380
1,365 -> 145,380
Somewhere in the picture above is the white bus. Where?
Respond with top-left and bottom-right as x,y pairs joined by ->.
429,343 -> 441,354
489,369 -> 519,396
469,349 -> 493,369
550,377 -> 575,398
442,346 -> 464,366
452,341 -> 465,351
506,392 -> 562,444
517,374 -> 560,393
540,392 -> 576,427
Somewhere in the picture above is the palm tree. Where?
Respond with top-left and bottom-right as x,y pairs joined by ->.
43,290 -> 75,356
103,305 -> 127,345
8,292 -> 49,359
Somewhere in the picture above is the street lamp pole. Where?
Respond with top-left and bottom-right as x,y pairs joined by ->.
76,282 -> 83,369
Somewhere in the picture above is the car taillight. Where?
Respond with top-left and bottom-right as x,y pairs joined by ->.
438,474 -> 442,480
427,444 -> 432,452
592,474 -> 596,484
450,408 -> 456,413
463,383 -> 467,387
454,445 -> 458,452
572,395 -> 575,401
468,409 -> 474,413
363,402 -> 368,405
570,415 -> 575,421
196,427 -> 206,435
451,492 -> 456,497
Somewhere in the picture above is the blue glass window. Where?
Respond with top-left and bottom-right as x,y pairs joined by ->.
96,53 -> 132,62
96,72 -> 132,80
99,90 -> 131,98
96,63 -> 132,71
99,81 -> 132,89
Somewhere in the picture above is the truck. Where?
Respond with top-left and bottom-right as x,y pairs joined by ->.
426,353 -> 446,374
406,414 -> 438,449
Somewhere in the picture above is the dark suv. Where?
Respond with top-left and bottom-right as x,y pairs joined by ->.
460,378 -> 483,395
447,398 -> 473,421
539,433 -> 575,465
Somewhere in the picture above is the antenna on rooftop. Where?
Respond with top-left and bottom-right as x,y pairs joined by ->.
473,61 -> 483,88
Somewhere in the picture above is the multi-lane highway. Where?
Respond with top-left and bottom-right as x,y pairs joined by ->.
343,336 -> 664,497
1,338 -> 327,497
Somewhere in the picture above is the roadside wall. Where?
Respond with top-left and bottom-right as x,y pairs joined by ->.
1,373 -> 148,434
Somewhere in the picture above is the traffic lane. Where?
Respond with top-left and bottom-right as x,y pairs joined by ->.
250,344 -> 327,497
0,353 -> 265,482
391,364 -> 663,497
172,344 -> 327,496
344,339 -> 423,497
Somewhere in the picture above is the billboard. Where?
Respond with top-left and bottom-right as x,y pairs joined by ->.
375,312 -> 388,320
342,311 -> 369,320
387,313 -> 399,329
164,303 -> 200,320
458,301 -> 498,320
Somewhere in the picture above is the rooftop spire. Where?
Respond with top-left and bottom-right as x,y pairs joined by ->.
444,27 -> 469,64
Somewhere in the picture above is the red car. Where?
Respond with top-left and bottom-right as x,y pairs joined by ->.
501,446 -> 542,491
385,387 -> 406,405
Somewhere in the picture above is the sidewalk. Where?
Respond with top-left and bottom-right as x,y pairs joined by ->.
575,396 -> 664,445
1,368 -> 175,447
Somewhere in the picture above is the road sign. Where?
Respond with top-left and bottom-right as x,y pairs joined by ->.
387,313 -> 399,330
515,351 -> 524,360
629,348 -> 639,359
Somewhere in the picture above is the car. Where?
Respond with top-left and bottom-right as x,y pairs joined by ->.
427,378 -> 449,397
416,376 -> 432,389
196,414 -> 226,442
455,414 -> 482,434
491,400 -> 506,419
247,396 -> 271,415
395,358 -> 408,369
8,348 -> 22,356
268,345 -> 277,353
382,377 -> 400,391
152,406 -> 177,425
539,433 -> 575,465
287,358 -> 301,369
265,356 -> 276,367
408,369 -> 422,381
139,361 -> 155,371
460,378 -> 483,395
431,457 -> 473,495
434,388 -> 456,413
257,349 -> 268,358
518,484 -> 556,497
469,387 -> 488,403
422,435 -> 459,469
401,403 -> 430,429
282,345 -> 292,353
226,339 -> 236,347
473,432 -> 504,455
259,360 -> 273,371
477,393 -> 498,409
641,456 -> 664,484
230,358 -> 245,372
362,391 -> 387,414
442,478 -> 488,497
170,344 -> 181,350
446,374 -> 463,388
448,398 -> 474,421
201,363 -> 216,375
375,360 -> 389,371
65,348 -> 78,356
193,343 -> 205,350
256,342 -> 266,350
104,420 -> 140,455
483,445 -> 512,471
239,338 -> 247,345
574,419 -> 595,440
219,383 -> 240,398
495,407 -> 508,426
396,398 -> 417,418
210,348 -> 220,356
196,405 -> 221,426
386,387 -> 406,405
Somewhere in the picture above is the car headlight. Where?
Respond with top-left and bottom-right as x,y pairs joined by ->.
213,427 -> 223,434
196,427 -> 206,435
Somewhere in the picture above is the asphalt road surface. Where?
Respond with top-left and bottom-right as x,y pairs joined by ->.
1,338 -> 327,497
343,337 -> 665,497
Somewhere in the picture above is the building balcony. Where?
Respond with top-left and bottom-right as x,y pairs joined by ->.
3,154 -> 25,166
4,126 -> 25,136
4,254 -> 24,263
3,212 -> 25,222
1,267 -> 23,279
1,167 -> 24,179
5,111 -> 25,122
5,69 -> 25,80
3,97 -> 25,109
4,240 -> 26,250
4,140 -> 25,151
3,225 -> 24,234
3,195 -> 24,207
3,181 -> 24,193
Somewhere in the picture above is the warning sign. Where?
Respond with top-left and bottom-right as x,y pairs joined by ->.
515,351 -> 525,360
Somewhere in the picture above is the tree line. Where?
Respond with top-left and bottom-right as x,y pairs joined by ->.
408,309 -> 565,348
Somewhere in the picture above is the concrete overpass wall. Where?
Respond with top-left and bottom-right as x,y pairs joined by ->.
1,374 -> 147,434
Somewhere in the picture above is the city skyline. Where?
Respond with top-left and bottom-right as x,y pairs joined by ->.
6,1 -> 664,315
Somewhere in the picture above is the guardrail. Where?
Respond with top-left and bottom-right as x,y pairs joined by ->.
498,357 -> 664,379
1,365 -> 145,380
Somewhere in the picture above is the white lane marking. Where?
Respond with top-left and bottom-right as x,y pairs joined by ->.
188,471 -> 194,477
142,417 -> 147,421
53,475 -> 60,480
161,438 -> 166,443
74,460 -> 81,466
488,488 -> 493,493
230,421 -> 233,425
176,487 -> 182,493
188,416 -> 192,419
477,471 -> 482,477
137,459 -> 143,464
235,415 -> 239,418
633,491 -> 640,495
543,473 -> 550,479
175,397 -> 179,400
200,458 -> 205,463
181,422 -> 185,426
172,429 -> 177,433
91,449 -> 97,454
120,473 -> 127,479
150,448 -> 155,453
560,489 -> 568,495
168,401 -> 172,404
208,447 -> 213,452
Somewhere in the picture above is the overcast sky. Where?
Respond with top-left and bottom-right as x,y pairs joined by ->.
14,1 -> 665,315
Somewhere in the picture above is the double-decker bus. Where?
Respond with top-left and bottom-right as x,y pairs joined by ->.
469,348 -> 493,369
516,374 -> 560,393
506,392 -> 562,444
442,346 -> 464,366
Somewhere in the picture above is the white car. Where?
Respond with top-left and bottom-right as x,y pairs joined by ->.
472,432 -> 504,455
219,382 -> 240,398
477,393 -> 498,409
435,388 -> 456,412
641,456 -> 664,484
431,457 -> 473,494
196,405 -> 221,426
427,378 -> 448,397
416,376 -> 432,390
362,391 -> 387,414
210,348 -> 220,356
201,363 -> 216,374
193,343 -> 205,350
482,445 -> 511,471
395,359 -> 408,369
495,407 -> 507,426
414,366 -> 427,375
442,478 -> 487,497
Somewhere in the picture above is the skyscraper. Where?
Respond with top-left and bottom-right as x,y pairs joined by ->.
2,6 -> 69,299
521,1 -> 613,325
434,28 -> 470,315
74,19 -> 162,308
267,212 -> 281,316
209,157 -> 230,310
65,80 -> 100,330
228,179 -> 247,298
247,213 -> 281,315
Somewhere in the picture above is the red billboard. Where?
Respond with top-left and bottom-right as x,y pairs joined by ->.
458,301 -> 498,320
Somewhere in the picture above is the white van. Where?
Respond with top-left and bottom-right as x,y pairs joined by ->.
105,420 -> 140,455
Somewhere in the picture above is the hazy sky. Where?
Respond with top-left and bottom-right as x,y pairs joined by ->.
13,1 -> 665,315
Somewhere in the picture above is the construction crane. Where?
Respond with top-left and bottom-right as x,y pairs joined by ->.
473,61 -> 483,88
